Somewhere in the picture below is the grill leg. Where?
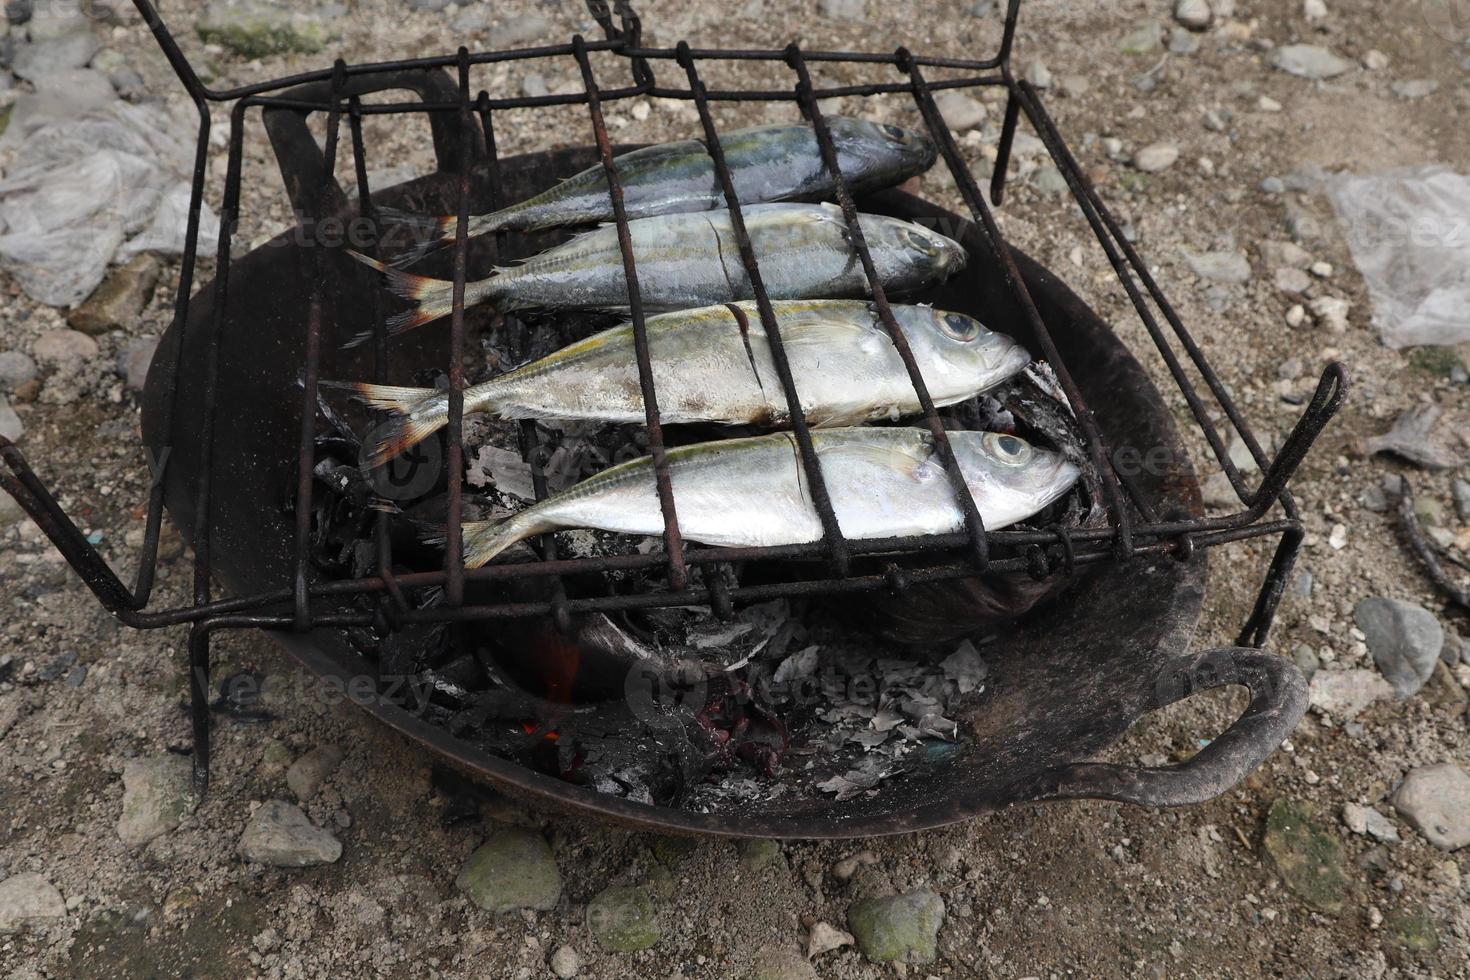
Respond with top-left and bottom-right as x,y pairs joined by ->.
188,622 -> 213,795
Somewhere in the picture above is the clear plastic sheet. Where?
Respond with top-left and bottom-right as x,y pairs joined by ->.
1325,165 -> 1470,349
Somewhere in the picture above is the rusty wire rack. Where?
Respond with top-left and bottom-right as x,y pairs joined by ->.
0,0 -> 1347,790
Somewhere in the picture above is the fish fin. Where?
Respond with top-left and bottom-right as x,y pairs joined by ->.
346,250 -> 483,337
459,512 -> 552,569
319,381 -> 448,467
817,432 -> 941,482
374,208 -> 456,267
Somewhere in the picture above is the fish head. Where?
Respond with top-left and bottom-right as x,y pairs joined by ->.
905,309 -> 1031,393
951,430 -> 1081,529
872,216 -> 968,284
829,117 -> 940,178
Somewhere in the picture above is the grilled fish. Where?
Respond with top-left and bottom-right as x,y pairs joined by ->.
330,301 -> 1029,466
448,427 -> 1080,567
382,117 -> 937,265
344,203 -> 966,344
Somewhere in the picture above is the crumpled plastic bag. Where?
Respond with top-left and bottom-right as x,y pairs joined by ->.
0,95 -> 220,307
1325,165 -> 1470,349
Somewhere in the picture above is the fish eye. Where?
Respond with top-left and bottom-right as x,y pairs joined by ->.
940,312 -> 980,342
985,432 -> 1033,465
880,123 -> 911,143
903,227 -> 939,256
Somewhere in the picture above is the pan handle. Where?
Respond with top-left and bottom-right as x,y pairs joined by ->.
1026,648 -> 1308,807
263,69 -> 474,223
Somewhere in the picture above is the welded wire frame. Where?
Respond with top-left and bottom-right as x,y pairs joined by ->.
0,0 -> 1347,789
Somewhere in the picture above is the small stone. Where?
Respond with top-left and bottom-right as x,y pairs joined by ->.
1391,80 -> 1439,100
1362,49 -> 1389,71
491,12 -> 552,46
406,0 -> 451,10
1023,58 -> 1052,89
549,945 -> 581,979
1271,44 -> 1352,79
1342,803 -> 1401,843
751,947 -> 816,980
1278,357 -> 1304,381
1132,141 -> 1179,172
1308,295 -> 1351,332
286,744 -> 344,801
1032,164 -> 1068,195
67,255 -> 160,336
455,829 -> 561,913
1168,27 -> 1200,54
1302,0 -> 1328,21
1260,176 -> 1285,194
1174,0 -> 1212,31
5,0 -> 32,26
1262,798 -> 1346,914
109,66 -> 147,100
117,337 -> 158,393
0,351 -> 37,392
0,873 -> 65,933
1119,19 -> 1163,54
1257,95 -> 1283,112
1441,631 -> 1465,666
1309,261 -> 1333,278
32,329 -> 100,369
1200,471 -> 1238,510
1261,240 -> 1313,269
197,1 -> 333,58
932,90 -> 986,132
1285,304 -> 1307,327
807,920 -> 855,958
1202,108 -> 1227,131
117,754 -> 199,847
1292,643 -> 1320,681
738,838 -> 783,871
846,890 -> 945,965
1385,906 -> 1440,952
586,885 -> 660,952
1290,569 -> 1313,599
0,396 -> 20,442
1393,764 -> 1470,850
1309,668 -> 1394,719
521,72 -> 549,99
1355,598 -> 1443,699
1275,267 -> 1311,294
1452,480 -> 1470,523
238,800 -> 342,867
832,850 -> 879,880
1187,250 -> 1251,283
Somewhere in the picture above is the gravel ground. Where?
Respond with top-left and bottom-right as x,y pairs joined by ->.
2,1 -> 1468,977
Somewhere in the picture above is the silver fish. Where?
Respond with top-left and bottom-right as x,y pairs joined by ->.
381,117 -> 937,265
329,300 -> 1029,466
451,427 -> 1080,567
346,203 -> 966,343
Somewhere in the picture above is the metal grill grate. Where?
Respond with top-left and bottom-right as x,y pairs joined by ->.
0,0 -> 1347,792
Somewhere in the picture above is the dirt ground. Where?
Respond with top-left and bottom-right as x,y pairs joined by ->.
2,0 -> 1468,977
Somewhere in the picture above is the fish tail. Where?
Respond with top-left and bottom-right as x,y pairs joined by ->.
346,250 -> 488,338
458,511 -> 552,568
374,207 -> 457,267
320,381 -> 449,467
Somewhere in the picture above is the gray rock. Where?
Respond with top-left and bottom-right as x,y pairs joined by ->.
1391,80 -> 1439,100
1187,250 -> 1251,283
1271,44 -> 1352,80
1392,763 -> 1470,850
196,1 -> 332,58
819,0 -> 865,19
1355,597 -> 1443,699
1031,164 -> 1069,196
1451,479 -> 1470,522
521,72 -> 549,99
1132,141 -> 1179,172
117,754 -> 199,847
108,66 -> 146,99
587,884 -> 661,951
0,873 -> 65,933
1260,176 -> 1286,194
492,13 -> 552,47
1202,108 -> 1227,132
1024,58 -> 1052,89
115,337 -> 158,393
847,890 -> 945,964
1366,406 -> 1464,470
32,329 -> 100,369
1260,240 -> 1313,269
1292,643 -> 1320,681
1342,803 -> 1401,843
1361,484 -> 1389,512
0,396 -> 20,442
455,829 -> 561,913
1441,631 -> 1464,666
5,0 -> 31,26
1262,798 -> 1346,913
67,255 -> 160,335
1200,471 -> 1238,510
549,945 -> 581,979
238,800 -> 342,867
1118,19 -> 1162,54
286,743 -> 344,801
1290,569 -> 1313,599
737,838 -> 783,871
1309,668 -> 1393,719
1308,295 -> 1351,332
0,351 -> 36,390
932,90 -> 986,132
1174,0 -> 1211,30
1278,357 -> 1303,381
1275,266 -> 1311,294
10,28 -> 102,82
1169,27 -> 1201,54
